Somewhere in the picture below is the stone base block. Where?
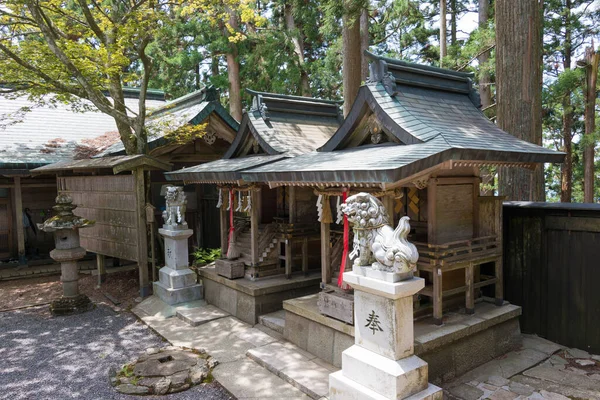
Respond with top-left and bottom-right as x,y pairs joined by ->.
215,259 -> 245,279
158,267 -> 197,289
330,371 -> 442,400
50,294 -> 94,316
341,345 -> 428,399
153,281 -> 203,306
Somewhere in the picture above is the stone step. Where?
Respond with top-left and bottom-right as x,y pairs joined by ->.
176,305 -> 230,327
258,310 -> 286,334
246,341 -> 333,399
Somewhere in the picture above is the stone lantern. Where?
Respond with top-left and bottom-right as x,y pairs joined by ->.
38,194 -> 95,315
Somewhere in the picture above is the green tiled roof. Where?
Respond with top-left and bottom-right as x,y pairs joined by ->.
240,53 -> 564,184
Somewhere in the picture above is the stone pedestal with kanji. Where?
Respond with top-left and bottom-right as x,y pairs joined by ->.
329,269 -> 442,400
153,186 -> 203,305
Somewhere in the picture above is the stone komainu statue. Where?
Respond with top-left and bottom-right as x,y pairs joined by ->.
342,192 -> 418,274
162,186 -> 187,226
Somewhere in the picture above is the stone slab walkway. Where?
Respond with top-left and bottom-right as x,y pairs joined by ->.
133,296 -> 318,399
445,335 -> 600,400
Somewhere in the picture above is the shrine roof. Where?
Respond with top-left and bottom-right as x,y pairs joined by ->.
0,89 -> 166,174
165,89 -> 341,183
96,86 -> 239,157
32,154 -> 172,175
240,53 -> 564,185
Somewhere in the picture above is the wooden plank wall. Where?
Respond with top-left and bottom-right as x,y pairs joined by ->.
58,175 -> 138,261
503,204 -> 600,354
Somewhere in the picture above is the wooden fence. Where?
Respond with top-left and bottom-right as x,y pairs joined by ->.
503,202 -> 600,354
58,175 -> 140,261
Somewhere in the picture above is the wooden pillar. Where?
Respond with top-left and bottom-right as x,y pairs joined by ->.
250,188 -> 260,265
382,194 -> 395,223
495,256 -> 504,306
288,186 -> 296,223
465,263 -> 474,314
321,221 -> 331,288
433,266 -> 443,325
134,168 -> 150,297
13,176 -> 26,265
302,237 -> 309,276
427,179 -> 437,244
96,254 -> 106,286
285,239 -> 292,279
219,190 -> 228,257
473,178 -> 480,237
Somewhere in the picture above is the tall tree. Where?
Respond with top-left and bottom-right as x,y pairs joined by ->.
284,1 -> 311,96
440,0 -> 447,65
478,0 -> 492,109
496,0 -> 545,201
0,1 -> 174,155
342,0 -> 363,116
582,46 -> 599,202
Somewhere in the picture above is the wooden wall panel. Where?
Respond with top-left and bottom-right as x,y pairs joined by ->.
503,205 -> 600,354
435,184 -> 473,244
59,175 -> 138,261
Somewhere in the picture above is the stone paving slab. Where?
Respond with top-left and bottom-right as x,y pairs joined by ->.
247,341 -> 331,398
176,304 -> 230,326
133,296 -> 323,399
212,359 -> 311,399
258,310 -> 286,334
521,334 -> 564,356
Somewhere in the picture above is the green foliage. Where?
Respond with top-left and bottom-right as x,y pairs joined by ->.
192,248 -> 222,265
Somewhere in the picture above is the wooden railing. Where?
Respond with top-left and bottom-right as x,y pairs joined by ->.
414,235 -> 500,268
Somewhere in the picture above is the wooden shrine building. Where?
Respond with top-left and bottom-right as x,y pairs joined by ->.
30,87 -> 239,295
165,89 -> 341,323
239,52 -> 565,325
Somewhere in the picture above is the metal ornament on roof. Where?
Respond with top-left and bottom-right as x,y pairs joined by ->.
203,130 -> 217,145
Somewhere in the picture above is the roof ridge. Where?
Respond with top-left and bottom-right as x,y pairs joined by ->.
148,86 -> 219,118
245,88 -> 342,105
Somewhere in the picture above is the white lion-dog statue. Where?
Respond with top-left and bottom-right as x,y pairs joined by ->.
341,192 -> 418,274
162,186 -> 187,227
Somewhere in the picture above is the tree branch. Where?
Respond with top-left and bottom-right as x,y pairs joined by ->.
457,44 -> 496,71
76,0 -> 108,44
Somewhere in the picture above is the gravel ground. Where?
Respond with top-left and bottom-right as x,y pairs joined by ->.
0,305 -> 235,400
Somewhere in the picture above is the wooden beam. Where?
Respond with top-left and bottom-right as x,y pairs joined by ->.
13,177 -> 26,265
220,190 -> 228,256
495,256 -> 504,306
97,254 -> 106,286
382,194 -> 395,223
288,186 -> 296,223
427,179 -> 437,244
250,188 -> 260,265
285,238 -> 292,279
465,263 -> 474,314
433,266 -> 443,325
472,178 -> 480,237
321,221 -> 331,287
302,237 -> 309,276
134,168 -> 150,297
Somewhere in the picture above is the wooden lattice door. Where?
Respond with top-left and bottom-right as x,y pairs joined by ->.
0,198 -> 11,259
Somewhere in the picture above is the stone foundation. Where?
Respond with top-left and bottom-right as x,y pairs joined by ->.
198,265 -> 321,325
50,294 -> 94,316
284,294 -> 522,385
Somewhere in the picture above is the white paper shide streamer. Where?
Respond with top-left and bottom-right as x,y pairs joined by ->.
336,196 -> 343,224
316,194 -> 324,222
216,188 -> 223,208
244,192 -> 252,211
236,190 -> 242,212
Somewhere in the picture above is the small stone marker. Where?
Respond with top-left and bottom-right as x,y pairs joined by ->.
153,186 -> 203,305
329,194 -> 442,400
